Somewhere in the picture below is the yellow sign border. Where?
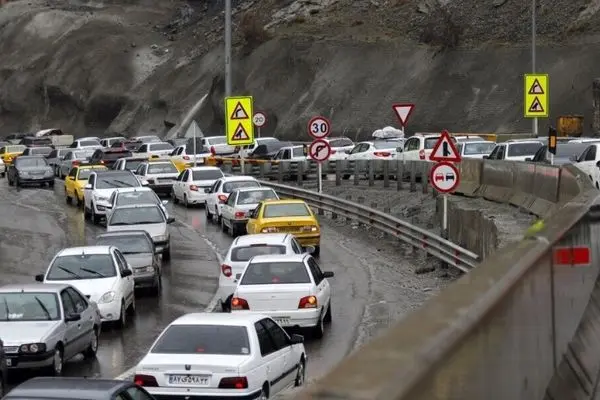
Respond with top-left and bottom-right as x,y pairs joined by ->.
225,96 -> 254,145
524,74 -> 549,118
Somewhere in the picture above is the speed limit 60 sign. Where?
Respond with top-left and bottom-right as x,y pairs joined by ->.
307,116 -> 331,139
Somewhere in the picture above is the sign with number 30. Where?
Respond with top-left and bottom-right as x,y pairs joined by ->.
307,116 -> 331,139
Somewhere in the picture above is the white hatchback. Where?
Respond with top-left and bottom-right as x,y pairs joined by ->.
133,313 -> 306,399
232,254 -> 333,338
171,166 -> 224,207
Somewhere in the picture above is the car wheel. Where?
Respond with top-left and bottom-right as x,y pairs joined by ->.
91,204 -> 100,225
163,246 -> 171,261
313,245 -> 321,257
48,180 -> 54,188
65,191 -> 72,204
312,312 -> 325,339
127,296 -> 136,316
324,301 -> 332,324
151,275 -> 162,296
215,206 -> 221,224
184,194 -> 189,208
77,195 -> 83,207
205,203 -> 213,221
171,189 -> 179,204
220,217 -> 227,233
50,347 -> 64,376
258,385 -> 269,400
117,301 -> 127,329
83,328 -> 99,358
294,358 -> 306,387
15,177 -> 20,187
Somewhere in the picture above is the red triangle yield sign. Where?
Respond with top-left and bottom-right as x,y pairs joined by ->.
429,130 -> 462,162
392,103 -> 415,127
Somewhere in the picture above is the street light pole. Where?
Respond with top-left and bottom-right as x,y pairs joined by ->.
531,0 -> 538,137
225,0 -> 232,97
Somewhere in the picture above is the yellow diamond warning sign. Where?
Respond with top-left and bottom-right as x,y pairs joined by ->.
524,74 -> 549,118
225,96 -> 254,145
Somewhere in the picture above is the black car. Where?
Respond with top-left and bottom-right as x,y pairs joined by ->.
89,148 -> 133,168
7,156 -> 55,187
3,377 -> 156,400
249,141 -> 292,160
528,143 -> 589,165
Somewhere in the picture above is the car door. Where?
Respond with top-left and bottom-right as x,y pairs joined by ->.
65,168 -> 78,197
307,257 -> 330,311
254,319 -> 285,394
83,174 -> 96,208
206,179 -> 221,210
577,144 -> 597,175
59,289 -> 81,359
173,170 -> 185,199
221,190 -> 236,224
114,249 -> 134,308
179,170 -> 190,198
65,287 -> 94,353
260,318 -> 295,391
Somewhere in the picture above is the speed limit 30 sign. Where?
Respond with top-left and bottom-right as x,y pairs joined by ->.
307,116 -> 331,139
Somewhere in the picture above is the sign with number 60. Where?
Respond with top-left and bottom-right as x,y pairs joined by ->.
307,116 -> 331,139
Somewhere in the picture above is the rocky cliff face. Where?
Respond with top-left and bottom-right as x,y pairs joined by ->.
1,0 -> 600,139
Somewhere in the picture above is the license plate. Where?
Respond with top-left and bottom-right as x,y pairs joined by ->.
274,317 -> 290,325
168,374 -> 210,386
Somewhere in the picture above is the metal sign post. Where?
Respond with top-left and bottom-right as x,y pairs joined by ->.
307,116 -> 332,193
430,162 -> 460,237
192,122 -> 197,166
253,112 -> 266,139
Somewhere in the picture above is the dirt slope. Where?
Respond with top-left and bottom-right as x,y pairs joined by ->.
1,0 -> 600,138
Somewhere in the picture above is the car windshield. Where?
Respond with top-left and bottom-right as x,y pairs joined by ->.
464,142 -> 496,155
292,147 -> 305,157
207,137 -> 227,145
230,245 -> 287,262
124,160 -> 145,170
77,168 -> 106,180
103,151 -> 132,160
57,149 -> 69,157
192,169 -> 224,180
222,180 -> 259,193
116,191 -> 157,207
0,292 -> 60,321
109,206 -> 165,225
556,144 -> 588,157
147,163 -> 178,174
152,324 -> 250,355
96,236 -> 153,254
424,137 -> 440,149
508,142 -> 543,156
7,145 -> 26,153
96,173 -> 140,188
46,254 -> 116,280
263,203 -> 311,218
237,189 -> 278,205
30,147 -> 52,155
81,140 -> 100,147
373,141 -> 398,149
150,143 -> 173,151
241,262 -> 311,285
16,157 -> 48,167
74,151 -> 89,159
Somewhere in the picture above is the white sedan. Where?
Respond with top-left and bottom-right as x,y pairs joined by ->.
205,176 -> 260,223
171,166 -> 224,207
220,187 -> 279,237
346,140 -> 399,160
232,253 -> 333,338
133,313 -> 306,399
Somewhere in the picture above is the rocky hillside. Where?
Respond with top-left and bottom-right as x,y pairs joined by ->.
1,0 -> 600,139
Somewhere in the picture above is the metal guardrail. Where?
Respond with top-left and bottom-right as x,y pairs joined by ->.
259,181 -> 479,272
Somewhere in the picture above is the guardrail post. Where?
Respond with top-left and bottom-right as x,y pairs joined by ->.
383,161 -> 390,188
335,160 -> 342,186
278,163 -> 284,183
259,163 -> 266,179
421,163 -> 428,194
368,161 -> 374,187
331,207 -> 337,219
397,159 -> 404,191
383,206 -> 390,236
222,163 -> 232,174
410,162 -> 417,192
296,163 -> 303,186
345,195 -> 352,221
318,204 -> 324,216
353,162 -> 360,186
357,196 -> 364,226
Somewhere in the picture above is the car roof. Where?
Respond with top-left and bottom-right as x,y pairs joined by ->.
120,156 -> 149,161
90,170 -> 134,176
57,246 -> 112,256
204,136 -> 226,140
113,203 -> 160,210
0,283 -> 71,293
504,140 -> 544,145
261,199 -> 306,205
6,377 -> 134,399
114,187 -> 153,193
234,187 -> 275,193
78,165 -> 108,170
233,233 -> 291,246
96,230 -> 151,239
189,166 -> 222,171
220,176 -> 258,182
15,155 -> 45,160
248,254 -> 308,263
171,312 -> 265,326
461,140 -> 494,144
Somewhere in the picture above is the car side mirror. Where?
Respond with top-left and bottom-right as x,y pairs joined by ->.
141,180 -> 149,186
34,274 -> 44,282
525,157 -> 532,161
84,183 -> 92,189
162,200 -> 169,205
167,216 -> 175,224
204,188 -> 211,193
121,269 -> 133,277
322,271 -> 335,278
65,313 -> 81,322
289,334 -> 304,344
303,245 -> 315,254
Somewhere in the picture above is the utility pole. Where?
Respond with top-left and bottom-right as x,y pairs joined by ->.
531,0 -> 538,137
225,0 -> 232,97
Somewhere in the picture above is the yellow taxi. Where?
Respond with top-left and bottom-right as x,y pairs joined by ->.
246,199 -> 321,256
64,163 -> 108,206
0,145 -> 26,171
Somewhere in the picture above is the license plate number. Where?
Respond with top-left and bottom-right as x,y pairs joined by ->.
168,374 -> 210,386
274,318 -> 290,325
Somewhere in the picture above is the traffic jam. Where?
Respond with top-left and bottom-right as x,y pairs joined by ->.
0,129 -> 333,399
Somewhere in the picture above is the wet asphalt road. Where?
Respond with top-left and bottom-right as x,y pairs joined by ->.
0,176 -> 433,394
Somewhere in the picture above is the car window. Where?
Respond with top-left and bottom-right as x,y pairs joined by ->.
65,287 -> 88,313
151,324 -> 250,355
241,261 -> 311,285
424,137 -> 440,149
46,254 -> 117,280
237,189 -> 278,205
147,163 -> 178,174
139,145 -> 147,152
96,235 -> 153,254
307,257 -> 324,284
77,168 -> 107,181
222,180 -> 259,193
254,321 -> 276,357
192,169 -> 224,181
125,160 -> 144,171
373,141 -> 397,149
464,142 -> 495,155
149,143 -> 173,151
507,142 -> 543,156
262,203 -> 310,218
115,393 -> 129,400
109,206 -> 165,225
68,168 -> 77,178
585,146 -> 597,161
115,191 -> 158,207
81,140 -> 100,147
260,318 -> 289,350
230,245 -> 287,262
60,290 -> 77,316
0,292 -> 60,321
114,250 -> 130,274
226,192 -> 236,206
15,157 -> 48,168
207,137 -> 227,145
125,386 -> 155,400
290,238 -> 303,254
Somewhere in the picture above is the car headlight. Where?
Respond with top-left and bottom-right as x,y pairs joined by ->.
44,169 -> 53,176
94,195 -> 109,202
19,343 -> 46,353
300,225 -> 318,232
98,291 -> 116,304
153,234 -> 168,242
19,171 -> 29,176
261,227 -> 278,233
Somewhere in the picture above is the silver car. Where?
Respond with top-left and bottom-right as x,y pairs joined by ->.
134,161 -> 179,196
57,150 -> 92,178
95,231 -> 162,295
0,283 -> 101,376
106,203 -> 175,260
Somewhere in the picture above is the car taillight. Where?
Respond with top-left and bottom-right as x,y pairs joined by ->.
72,161 -> 80,166
234,211 -> 246,219
218,194 -> 228,203
298,295 -> 317,309
221,264 -> 232,277
134,374 -> 158,387
218,376 -> 248,389
231,297 -> 249,310
183,155 -> 190,160
99,160 -> 105,164
373,151 -> 391,157
210,146 -> 216,155
419,149 -> 426,160
190,184 -> 199,191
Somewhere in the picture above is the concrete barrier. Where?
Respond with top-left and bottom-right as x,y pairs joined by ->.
455,158 -> 482,197
478,160 -> 516,203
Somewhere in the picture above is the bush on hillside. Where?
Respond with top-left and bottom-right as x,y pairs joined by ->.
240,12 -> 271,51
420,5 -> 462,49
